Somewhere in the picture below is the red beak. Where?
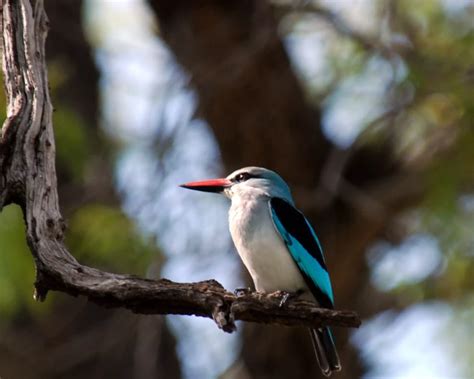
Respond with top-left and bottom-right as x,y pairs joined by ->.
180,178 -> 232,193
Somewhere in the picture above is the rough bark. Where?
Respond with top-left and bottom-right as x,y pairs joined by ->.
0,0 -> 359,347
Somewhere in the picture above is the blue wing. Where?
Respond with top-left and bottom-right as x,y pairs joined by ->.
269,197 -> 334,309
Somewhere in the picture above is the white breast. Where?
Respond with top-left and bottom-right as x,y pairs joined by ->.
229,195 -> 309,296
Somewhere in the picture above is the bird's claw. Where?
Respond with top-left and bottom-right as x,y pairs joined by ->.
234,287 -> 252,297
279,292 -> 291,307
274,289 -> 305,307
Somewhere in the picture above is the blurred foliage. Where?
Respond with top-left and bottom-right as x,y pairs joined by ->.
0,205 -> 38,320
449,296 -> 474,376
370,2 -> 473,375
54,106 -> 90,181
67,204 -> 157,273
279,1 -> 473,375
0,202 -> 157,321
0,84 -> 5,122
383,0 -> 473,321
49,59 -> 91,182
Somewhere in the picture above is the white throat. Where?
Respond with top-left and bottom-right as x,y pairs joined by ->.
227,191 -> 309,296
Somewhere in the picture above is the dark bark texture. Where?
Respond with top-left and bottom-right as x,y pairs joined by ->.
0,0 -> 359,361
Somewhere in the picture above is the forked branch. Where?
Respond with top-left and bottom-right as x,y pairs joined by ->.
0,0 -> 360,333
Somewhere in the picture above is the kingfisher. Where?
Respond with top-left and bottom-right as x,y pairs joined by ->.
180,166 -> 341,376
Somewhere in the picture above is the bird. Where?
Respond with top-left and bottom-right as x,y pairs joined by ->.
180,166 -> 341,376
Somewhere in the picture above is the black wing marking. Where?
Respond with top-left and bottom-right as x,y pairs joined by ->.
270,197 -> 334,309
270,197 -> 327,269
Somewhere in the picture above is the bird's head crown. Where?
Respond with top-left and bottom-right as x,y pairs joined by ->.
225,166 -> 293,202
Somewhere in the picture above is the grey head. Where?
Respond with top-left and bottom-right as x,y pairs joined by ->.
180,166 -> 294,203
224,167 -> 293,203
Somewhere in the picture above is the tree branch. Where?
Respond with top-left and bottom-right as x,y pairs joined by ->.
0,0 -> 360,333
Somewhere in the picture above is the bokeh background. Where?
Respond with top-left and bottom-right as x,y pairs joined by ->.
0,1 -> 473,378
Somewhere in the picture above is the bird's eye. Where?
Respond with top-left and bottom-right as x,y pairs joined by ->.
235,173 -> 250,182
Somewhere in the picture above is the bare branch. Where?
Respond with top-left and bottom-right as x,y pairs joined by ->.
0,0 -> 360,333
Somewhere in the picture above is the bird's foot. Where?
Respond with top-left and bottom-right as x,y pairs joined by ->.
273,289 -> 305,307
234,287 -> 252,297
